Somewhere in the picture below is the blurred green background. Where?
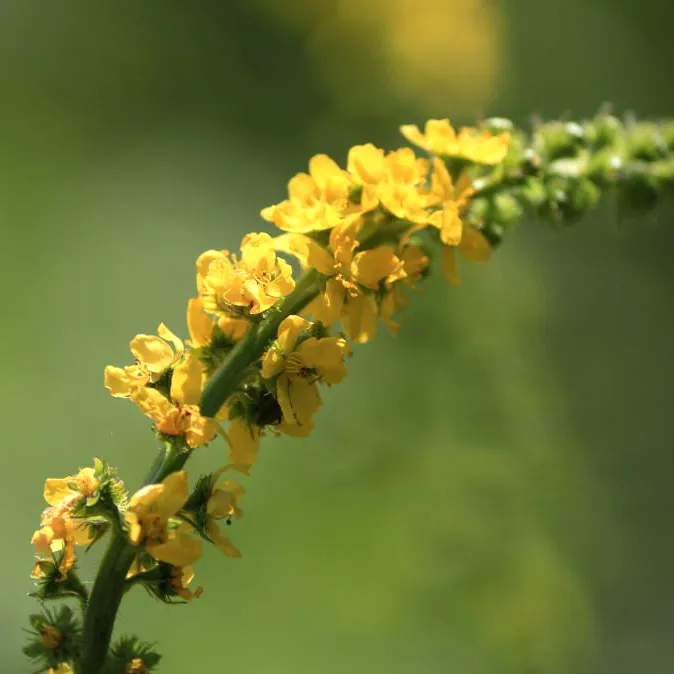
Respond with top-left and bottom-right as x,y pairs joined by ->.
3,1 -> 673,672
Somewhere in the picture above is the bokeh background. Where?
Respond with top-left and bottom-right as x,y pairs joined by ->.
3,1 -> 674,672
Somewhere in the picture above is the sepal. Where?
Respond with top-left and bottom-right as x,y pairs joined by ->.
23,605 -> 79,672
105,635 -> 161,674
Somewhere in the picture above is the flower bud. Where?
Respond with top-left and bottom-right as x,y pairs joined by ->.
481,117 -> 514,135
535,121 -> 585,160
587,149 -> 624,185
585,114 -> 623,149
627,123 -> 667,162
517,177 -> 547,209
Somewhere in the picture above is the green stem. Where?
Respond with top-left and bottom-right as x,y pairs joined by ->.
77,443 -> 190,674
200,267 -> 324,417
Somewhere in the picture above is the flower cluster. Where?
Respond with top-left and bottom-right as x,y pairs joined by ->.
29,117 -> 517,672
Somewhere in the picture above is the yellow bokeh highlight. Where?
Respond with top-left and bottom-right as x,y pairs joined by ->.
258,0 -> 503,115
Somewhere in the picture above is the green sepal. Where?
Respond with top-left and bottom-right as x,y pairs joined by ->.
23,604 -> 80,671
105,635 -> 161,673
29,560 -> 89,605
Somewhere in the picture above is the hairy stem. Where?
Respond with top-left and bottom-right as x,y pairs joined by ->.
77,443 -> 190,673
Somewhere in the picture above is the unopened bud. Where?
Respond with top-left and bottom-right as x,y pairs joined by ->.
481,117 -> 514,135
627,123 -> 667,162
536,122 -> 585,160
586,115 -> 623,149
587,149 -> 624,185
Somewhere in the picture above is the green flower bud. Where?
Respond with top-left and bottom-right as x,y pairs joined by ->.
626,123 -> 667,161
539,176 -> 600,223
585,114 -> 623,149
535,121 -> 585,160
481,117 -> 514,135
492,192 -> 524,224
587,149 -> 624,185
517,177 -> 547,209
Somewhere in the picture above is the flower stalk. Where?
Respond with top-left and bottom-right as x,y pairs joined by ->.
25,112 -> 674,674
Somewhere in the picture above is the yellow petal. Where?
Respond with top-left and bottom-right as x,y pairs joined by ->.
459,226 -> 492,263
227,418 -> 261,475
441,246 -> 460,286
240,232 -> 276,271
399,124 -> 427,148
129,334 -> 174,375
277,315 -> 311,354
341,293 -> 378,344
104,365 -> 146,398
277,375 -> 321,428
351,246 -> 402,289
43,479 -> 72,507
273,233 -> 335,275
439,203 -> 463,246
171,352 -> 204,407
185,410 -> 218,449
155,471 -> 189,518
309,154 -> 343,189
125,511 -> 143,545
347,143 -> 386,184
127,484 -> 164,517
157,323 -> 184,358
196,249 -> 225,280
296,337 -> 349,384
207,521 -> 241,557
312,278 -> 346,326
187,297 -> 214,347
132,387 -> 174,425
150,531 -> 203,566
287,172 -> 317,201
264,258 -> 296,298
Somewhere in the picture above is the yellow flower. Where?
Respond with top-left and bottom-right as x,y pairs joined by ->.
104,323 -> 184,397
131,386 -> 217,449
347,144 -> 431,225
170,297 -> 247,421
204,471 -> 245,557
440,226 -> 491,286
169,565 -> 203,601
423,158 -> 473,246
31,507 -> 92,579
401,118 -> 511,165
380,244 -> 431,336
275,221 -> 405,343
261,154 -> 375,233
261,316 -> 349,432
125,471 -> 202,566
186,296 -> 247,349
43,467 -> 100,510
197,233 -> 295,316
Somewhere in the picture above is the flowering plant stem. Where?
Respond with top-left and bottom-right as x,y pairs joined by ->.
77,272 -> 323,673
27,113 -> 674,674
77,445 -> 190,673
